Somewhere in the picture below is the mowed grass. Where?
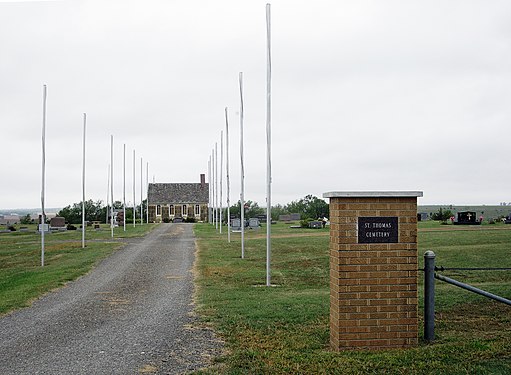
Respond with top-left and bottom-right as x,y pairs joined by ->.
194,222 -> 511,374
0,223 -> 156,315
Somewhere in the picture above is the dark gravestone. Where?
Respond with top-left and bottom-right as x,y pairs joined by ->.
50,217 -> 66,228
309,221 -> 323,229
454,211 -> 480,225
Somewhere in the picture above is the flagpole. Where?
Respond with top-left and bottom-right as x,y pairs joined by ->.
212,149 -> 215,227
82,113 -> 87,248
225,107 -> 231,243
106,164 -> 110,225
239,72 -> 245,259
215,142 -> 219,231
208,157 -> 212,223
110,135 -> 114,238
133,149 -> 136,227
146,161 -> 149,224
140,157 -> 143,224
41,84 -> 47,267
266,3 -> 272,286
123,144 -> 126,231
220,130 -> 223,234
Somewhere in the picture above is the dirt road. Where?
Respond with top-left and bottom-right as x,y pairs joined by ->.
0,223 -> 222,374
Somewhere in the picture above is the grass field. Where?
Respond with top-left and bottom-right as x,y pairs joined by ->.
0,223 -> 155,315
194,221 -> 511,374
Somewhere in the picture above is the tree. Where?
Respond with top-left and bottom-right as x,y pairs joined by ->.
431,207 -> 453,223
58,200 -> 106,224
20,214 -> 33,224
271,204 -> 288,221
284,195 -> 329,220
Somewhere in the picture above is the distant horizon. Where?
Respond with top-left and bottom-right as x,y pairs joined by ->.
2,202 -> 511,214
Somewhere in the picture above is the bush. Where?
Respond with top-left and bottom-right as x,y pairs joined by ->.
185,217 -> 196,223
300,219 -> 314,228
163,217 -> 170,223
432,208 -> 454,223
67,224 -> 77,230
7,226 -> 16,232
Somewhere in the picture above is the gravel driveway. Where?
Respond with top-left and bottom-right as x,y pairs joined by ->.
0,223 -> 222,374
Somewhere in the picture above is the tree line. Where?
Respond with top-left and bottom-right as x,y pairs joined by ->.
57,199 -> 147,224
56,195 -> 328,224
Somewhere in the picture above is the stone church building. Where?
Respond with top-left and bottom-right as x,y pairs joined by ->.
147,174 -> 209,223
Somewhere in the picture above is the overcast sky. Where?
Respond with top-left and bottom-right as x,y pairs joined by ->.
1,0 -> 511,211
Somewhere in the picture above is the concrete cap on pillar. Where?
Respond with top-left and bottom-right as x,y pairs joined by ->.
323,191 -> 423,198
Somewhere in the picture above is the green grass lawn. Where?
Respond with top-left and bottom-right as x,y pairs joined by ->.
194,221 -> 511,374
0,223 -> 156,315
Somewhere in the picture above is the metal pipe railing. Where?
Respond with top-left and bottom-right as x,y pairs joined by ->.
434,273 -> 511,306
423,250 -> 511,343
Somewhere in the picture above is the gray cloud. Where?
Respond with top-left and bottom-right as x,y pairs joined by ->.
1,0 -> 511,210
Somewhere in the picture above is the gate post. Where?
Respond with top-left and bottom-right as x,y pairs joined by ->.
324,191 -> 423,350
424,250 -> 436,342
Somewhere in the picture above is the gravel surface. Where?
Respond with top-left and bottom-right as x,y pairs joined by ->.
0,223 -> 223,374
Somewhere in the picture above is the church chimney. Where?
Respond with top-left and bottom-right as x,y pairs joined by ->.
200,173 -> 205,187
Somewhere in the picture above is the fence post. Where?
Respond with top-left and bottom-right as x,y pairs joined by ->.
424,250 -> 436,342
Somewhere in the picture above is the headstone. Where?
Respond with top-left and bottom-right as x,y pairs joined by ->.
256,214 -> 267,223
454,211 -> 480,225
308,221 -> 322,229
231,218 -> 241,231
50,217 -> 66,228
249,218 -> 260,229
38,224 -> 50,233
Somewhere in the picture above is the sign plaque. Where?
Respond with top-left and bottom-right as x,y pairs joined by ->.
358,217 -> 398,243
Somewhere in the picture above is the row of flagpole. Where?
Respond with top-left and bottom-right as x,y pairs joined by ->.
40,87 -> 151,266
208,4 -> 272,285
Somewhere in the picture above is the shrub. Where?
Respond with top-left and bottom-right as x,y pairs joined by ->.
300,219 -> 314,228
67,224 -> 77,230
185,217 -> 196,223
7,226 -> 16,232
163,217 -> 170,223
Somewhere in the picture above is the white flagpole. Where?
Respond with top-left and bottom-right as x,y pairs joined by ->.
215,142 -> 219,231
220,130 -> 223,234
239,72 -> 245,259
266,3 -> 272,286
225,107 -> 231,243
212,149 -> 215,227
208,157 -> 211,223
133,149 -> 136,227
123,144 -> 126,232
146,161 -> 149,224
110,135 -> 114,238
41,84 -> 47,267
106,164 -> 110,224
140,157 -> 143,224
82,113 -> 87,248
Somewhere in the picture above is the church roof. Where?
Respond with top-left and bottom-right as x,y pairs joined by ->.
148,183 -> 209,204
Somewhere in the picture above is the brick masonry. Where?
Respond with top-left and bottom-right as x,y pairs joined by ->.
324,192 -> 422,351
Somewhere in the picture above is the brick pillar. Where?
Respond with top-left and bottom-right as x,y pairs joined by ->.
323,191 -> 423,350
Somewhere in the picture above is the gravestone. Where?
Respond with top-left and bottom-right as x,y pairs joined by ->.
50,217 -> 66,228
454,211 -> 480,225
248,218 -> 260,229
231,218 -> 241,231
308,221 -> 323,229
324,191 -> 422,351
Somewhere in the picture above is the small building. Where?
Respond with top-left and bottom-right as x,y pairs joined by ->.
147,174 -> 209,223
